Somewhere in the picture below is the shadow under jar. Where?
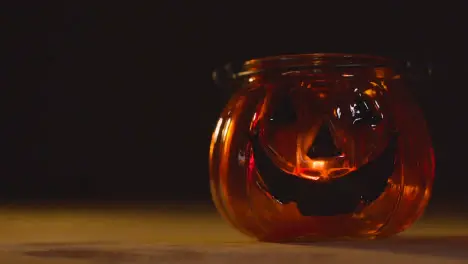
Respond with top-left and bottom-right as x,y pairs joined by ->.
209,53 -> 435,242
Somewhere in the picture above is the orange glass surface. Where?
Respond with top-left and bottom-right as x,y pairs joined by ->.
209,54 -> 435,242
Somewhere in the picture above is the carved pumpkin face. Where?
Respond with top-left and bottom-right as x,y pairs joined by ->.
248,72 -> 399,216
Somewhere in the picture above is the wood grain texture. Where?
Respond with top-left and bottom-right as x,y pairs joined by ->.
0,203 -> 467,263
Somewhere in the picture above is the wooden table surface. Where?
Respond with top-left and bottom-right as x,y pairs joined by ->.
0,202 -> 467,263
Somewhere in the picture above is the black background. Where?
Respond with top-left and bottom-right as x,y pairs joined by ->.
4,2 -> 468,207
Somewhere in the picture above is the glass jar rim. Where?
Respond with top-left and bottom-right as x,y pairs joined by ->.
235,53 -> 395,77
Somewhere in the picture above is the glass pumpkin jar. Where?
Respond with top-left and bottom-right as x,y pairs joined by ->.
209,53 -> 434,242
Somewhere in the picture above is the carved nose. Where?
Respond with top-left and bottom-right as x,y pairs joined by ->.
307,123 -> 342,159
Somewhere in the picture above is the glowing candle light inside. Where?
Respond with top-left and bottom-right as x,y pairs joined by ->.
312,160 -> 325,170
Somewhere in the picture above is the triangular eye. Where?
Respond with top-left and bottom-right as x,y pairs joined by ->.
268,94 -> 297,125
350,97 -> 383,126
307,123 -> 342,159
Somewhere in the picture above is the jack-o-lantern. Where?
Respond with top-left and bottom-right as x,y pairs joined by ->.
209,54 -> 434,242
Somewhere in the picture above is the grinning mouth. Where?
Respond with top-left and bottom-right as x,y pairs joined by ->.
249,127 -> 399,216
